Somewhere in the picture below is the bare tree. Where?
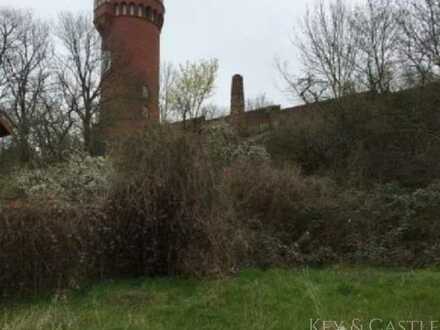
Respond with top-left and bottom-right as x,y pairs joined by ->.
55,12 -> 103,154
0,9 -> 20,70
1,10 -> 51,162
279,0 -> 405,102
0,9 -> 22,106
397,0 -> 440,86
246,93 -> 274,111
159,61 -> 177,123
32,88 -> 78,161
199,103 -> 226,120
168,59 -> 219,128
351,0 -> 399,94
287,0 -> 360,102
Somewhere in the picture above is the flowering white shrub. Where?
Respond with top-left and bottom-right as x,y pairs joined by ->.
204,122 -> 270,164
14,153 -> 113,205
231,142 -> 271,162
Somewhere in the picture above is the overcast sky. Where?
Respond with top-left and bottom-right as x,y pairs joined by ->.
0,0 -> 311,108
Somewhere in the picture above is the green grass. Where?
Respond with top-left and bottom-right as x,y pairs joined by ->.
1,267 -> 440,330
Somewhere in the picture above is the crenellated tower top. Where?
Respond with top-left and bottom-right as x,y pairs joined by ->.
94,0 -> 164,33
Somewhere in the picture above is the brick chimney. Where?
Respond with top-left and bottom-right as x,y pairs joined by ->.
230,74 -> 245,116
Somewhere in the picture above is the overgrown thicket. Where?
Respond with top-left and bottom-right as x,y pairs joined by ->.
101,126 -> 243,278
230,162 -> 440,268
267,86 -> 440,187
0,125 -> 243,297
2,123 -> 440,298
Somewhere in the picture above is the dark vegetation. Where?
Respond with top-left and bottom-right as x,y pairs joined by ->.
267,85 -> 440,187
2,109 -> 440,298
2,0 -> 440,301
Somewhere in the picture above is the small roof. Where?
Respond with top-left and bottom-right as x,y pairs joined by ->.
0,115 -> 12,137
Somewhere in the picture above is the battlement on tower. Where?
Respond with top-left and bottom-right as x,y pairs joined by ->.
94,0 -> 164,29
94,0 -> 164,9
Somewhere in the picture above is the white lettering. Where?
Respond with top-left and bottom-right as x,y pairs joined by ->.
310,319 -> 321,330
323,321 -> 337,330
371,319 -> 384,330
408,321 -> 421,330
352,319 -> 363,330
335,321 -> 346,330
398,321 -> 409,330
385,321 -> 396,330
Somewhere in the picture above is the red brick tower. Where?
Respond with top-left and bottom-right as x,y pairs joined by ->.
94,0 -> 164,137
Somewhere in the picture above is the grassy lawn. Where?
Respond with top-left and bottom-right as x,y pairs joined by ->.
1,267 -> 439,330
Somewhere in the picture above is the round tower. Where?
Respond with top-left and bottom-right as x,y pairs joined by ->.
94,0 -> 164,137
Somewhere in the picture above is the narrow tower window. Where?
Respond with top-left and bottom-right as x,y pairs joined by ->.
145,7 -> 152,20
114,4 -> 120,15
138,5 -> 144,17
121,3 -> 127,15
129,3 -> 136,16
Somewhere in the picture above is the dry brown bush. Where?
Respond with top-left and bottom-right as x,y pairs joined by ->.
104,126 -> 243,277
0,204 -> 106,298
